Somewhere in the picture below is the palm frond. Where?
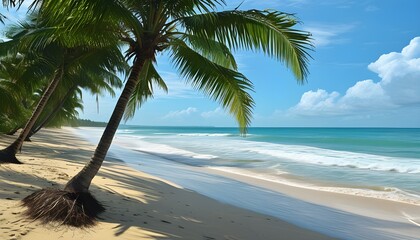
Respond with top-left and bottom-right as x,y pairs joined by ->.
37,0 -> 142,39
170,40 -> 254,133
5,13 -> 123,51
165,0 -> 226,15
0,80 -> 22,113
124,59 -> 167,121
180,9 -> 313,81
181,33 -> 237,70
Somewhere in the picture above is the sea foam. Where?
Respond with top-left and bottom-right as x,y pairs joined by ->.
70,127 -> 420,205
207,166 -> 420,205
244,143 -> 420,174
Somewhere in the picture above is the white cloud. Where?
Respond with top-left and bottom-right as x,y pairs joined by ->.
291,89 -> 343,115
163,107 -> 198,119
304,23 -> 355,47
201,107 -> 226,118
369,38 -> 420,105
290,37 -> 420,116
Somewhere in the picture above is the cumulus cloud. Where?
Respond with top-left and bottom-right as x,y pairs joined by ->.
163,107 -> 197,119
369,38 -> 420,105
291,89 -> 342,115
291,37 -> 420,116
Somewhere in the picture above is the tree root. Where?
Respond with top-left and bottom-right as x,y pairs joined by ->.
22,189 -> 105,227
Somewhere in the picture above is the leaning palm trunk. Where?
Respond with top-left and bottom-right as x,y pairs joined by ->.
65,56 -> 145,192
22,56 -> 146,227
0,67 -> 64,164
28,85 -> 78,139
21,0 -> 313,228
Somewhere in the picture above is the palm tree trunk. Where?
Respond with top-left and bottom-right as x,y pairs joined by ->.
29,85 -> 78,138
1,67 -> 64,157
65,56 -> 145,193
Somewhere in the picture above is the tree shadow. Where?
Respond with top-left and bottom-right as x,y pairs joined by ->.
2,128 -> 418,239
92,161 -> 420,240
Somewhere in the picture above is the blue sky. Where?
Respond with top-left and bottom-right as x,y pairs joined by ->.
2,0 -> 420,127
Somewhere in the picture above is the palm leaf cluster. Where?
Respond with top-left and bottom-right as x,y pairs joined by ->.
0,13 -> 127,135
116,1 -> 312,133
1,0 -> 313,227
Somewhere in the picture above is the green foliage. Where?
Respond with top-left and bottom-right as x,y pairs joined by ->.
120,1 -> 312,133
180,9 -> 312,82
0,11 -> 128,134
0,54 -> 36,133
124,59 -> 168,121
1,0 -> 313,135
170,40 -> 254,133
71,119 -> 108,127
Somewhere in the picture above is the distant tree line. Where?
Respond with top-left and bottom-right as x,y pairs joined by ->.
69,119 -> 108,127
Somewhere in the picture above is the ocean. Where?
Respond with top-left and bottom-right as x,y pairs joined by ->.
75,126 -> 420,203
71,126 -> 420,239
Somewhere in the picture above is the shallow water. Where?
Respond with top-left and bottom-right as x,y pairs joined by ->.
70,126 -> 420,239
74,126 -> 420,204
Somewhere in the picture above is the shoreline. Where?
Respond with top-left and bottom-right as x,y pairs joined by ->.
74,126 -> 420,206
1,128 -> 333,240
202,166 -> 420,221
204,166 -> 420,206
70,127 -> 420,239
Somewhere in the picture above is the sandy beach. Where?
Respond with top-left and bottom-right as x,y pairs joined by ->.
0,128 -> 334,240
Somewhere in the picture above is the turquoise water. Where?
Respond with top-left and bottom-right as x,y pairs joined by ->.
79,126 -> 420,204
72,126 -> 420,239
113,126 -> 420,200
119,126 -> 420,158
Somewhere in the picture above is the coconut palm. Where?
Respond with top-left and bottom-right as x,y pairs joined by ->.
21,0 -> 313,227
0,14 -> 127,164
27,60 -> 123,138
0,52 -> 59,136
30,89 -> 84,134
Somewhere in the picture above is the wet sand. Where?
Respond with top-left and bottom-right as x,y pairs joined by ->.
0,128 -> 333,240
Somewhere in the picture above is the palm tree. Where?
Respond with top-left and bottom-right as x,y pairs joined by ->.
0,14 -> 127,164
26,60 -> 123,138
22,0 -> 313,227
